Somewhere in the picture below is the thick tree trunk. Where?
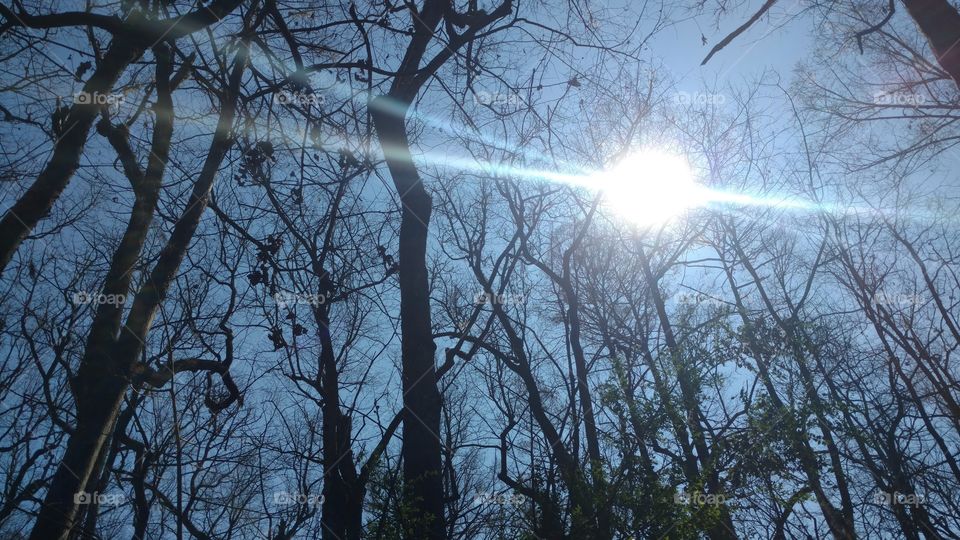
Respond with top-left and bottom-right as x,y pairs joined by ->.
317,304 -> 359,540
29,375 -> 127,540
27,46 -> 176,540
28,48 -> 244,540
0,38 -> 143,275
902,0 -> 960,87
370,96 -> 445,540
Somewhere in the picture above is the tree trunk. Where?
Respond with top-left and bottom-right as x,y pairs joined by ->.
562,281 -> 611,538
901,0 -> 960,87
28,47 -> 244,540
28,376 -> 127,540
370,96 -> 445,540
317,301 -> 357,540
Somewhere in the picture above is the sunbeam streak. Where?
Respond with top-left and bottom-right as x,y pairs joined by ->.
584,148 -> 819,225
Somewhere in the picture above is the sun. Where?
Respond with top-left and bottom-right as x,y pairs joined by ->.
594,149 -> 704,226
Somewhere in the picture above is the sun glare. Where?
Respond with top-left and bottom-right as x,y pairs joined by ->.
595,149 -> 704,226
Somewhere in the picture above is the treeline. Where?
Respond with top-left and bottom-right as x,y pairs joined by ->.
0,1 -> 959,539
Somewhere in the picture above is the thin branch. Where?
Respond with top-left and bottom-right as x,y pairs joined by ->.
701,0 -> 779,65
